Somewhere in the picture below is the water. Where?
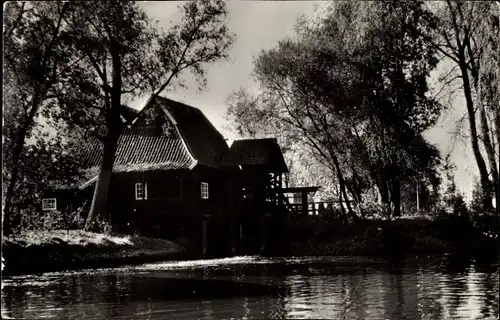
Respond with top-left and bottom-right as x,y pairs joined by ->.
1,255 -> 498,319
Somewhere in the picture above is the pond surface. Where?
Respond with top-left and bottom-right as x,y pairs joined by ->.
1,255 -> 498,319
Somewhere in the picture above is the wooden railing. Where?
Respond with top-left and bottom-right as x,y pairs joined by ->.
273,190 -> 345,216
286,201 -> 344,216
239,188 -> 349,217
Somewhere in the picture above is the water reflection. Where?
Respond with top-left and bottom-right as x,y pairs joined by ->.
2,255 -> 498,320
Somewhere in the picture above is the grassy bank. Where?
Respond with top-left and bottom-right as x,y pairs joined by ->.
289,215 -> 499,257
1,230 -> 187,276
2,215 -> 497,276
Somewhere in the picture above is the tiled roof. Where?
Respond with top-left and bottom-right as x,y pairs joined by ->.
80,126 -> 196,173
135,96 -> 229,168
220,138 -> 288,173
156,97 -> 229,168
77,95 -> 230,190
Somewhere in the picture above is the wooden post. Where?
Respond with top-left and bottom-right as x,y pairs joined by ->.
230,217 -> 237,254
416,171 -> 420,214
274,173 -> 278,206
277,173 -> 282,206
260,215 -> 266,254
302,191 -> 308,215
239,223 -> 243,240
202,216 -> 209,257
318,202 -> 325,216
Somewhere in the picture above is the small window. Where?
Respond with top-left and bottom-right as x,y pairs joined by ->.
42,198 -> 57,211
201,182 -> 209,199
135,182 -> 148,200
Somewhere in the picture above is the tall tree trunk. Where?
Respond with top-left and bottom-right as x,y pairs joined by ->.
85,43 -> 123,232
347,184 -> 364,218
3,141 -> 24,235
378,124 -> 393,219
330,155 -> 355,222
84,128 -> 121,231
378,176 -> 392,220
390,148 -> 401,218
495,108 -> 500,215
480,105 -> 499,209
340,187 -> 352,220
336,183 -> 347,223
340,180 -> 355,222
459,61 -> 493,209
347,167 -> 365,218
391,176 -> 401,217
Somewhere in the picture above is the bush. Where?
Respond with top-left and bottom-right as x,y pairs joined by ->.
10,205 -> 86,234
469,209 -> 498,239
360,201 -> 388,220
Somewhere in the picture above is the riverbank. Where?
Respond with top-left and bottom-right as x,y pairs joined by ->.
1,230 -> 187,276
289,215 -> 499,257
3,215 -> 497,276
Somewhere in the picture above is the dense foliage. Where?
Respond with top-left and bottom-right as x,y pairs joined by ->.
3,2 -> 87,233
3,0 -> 235,233
428,1 -> 499,210
227,1 -> 444,221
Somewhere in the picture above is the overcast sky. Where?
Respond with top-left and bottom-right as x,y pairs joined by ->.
133,1 -> 477,199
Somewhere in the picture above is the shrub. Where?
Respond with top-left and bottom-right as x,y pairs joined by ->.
12,209 -> 63,232
469,209 -> 498,239
9,205 -> 87,234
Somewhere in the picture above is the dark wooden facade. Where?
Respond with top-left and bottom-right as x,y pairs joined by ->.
41,187 -> 94,213
106,168 -> 228,218
104,166 -> 232,242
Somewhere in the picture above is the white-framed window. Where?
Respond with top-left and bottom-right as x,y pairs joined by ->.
201,182 -> 209,199
135,182 -> 148,200
42,198 -> 57,211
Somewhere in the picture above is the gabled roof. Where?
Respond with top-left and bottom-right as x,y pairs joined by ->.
220,138 -> 288,173
120,105 -> 142,126
79,95 -> 229,178
139,96 -> 229,168
80,126 -> 197,173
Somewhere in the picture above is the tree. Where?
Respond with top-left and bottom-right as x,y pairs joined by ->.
440,155 -> 468,217
226,89 -> 277,139
226,88 -> 340,199
427,1 -> 499,210
474,2 -> 499,213
46,1 -> 234,231
3,1 -> 79,235
228,0 -> 442,220
4,128 -> 85,232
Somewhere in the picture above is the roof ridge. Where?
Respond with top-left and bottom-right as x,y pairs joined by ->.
126,95 -> 203,128
156,95 -> 198,109
123,122 -> 174,129
120,126 -> 172,137
158,104 -> 199,169
234,137 -> 278,142
158,96 -> 228,168
220,137 -> 288,172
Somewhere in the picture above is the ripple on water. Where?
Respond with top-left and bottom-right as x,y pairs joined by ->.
1,255 -> 498,320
